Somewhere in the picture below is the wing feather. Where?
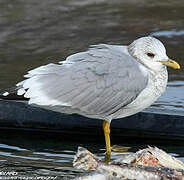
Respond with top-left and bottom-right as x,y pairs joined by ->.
17,44 -> 148,119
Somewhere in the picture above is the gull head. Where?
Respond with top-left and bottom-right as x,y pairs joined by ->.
128,36 -> 180,71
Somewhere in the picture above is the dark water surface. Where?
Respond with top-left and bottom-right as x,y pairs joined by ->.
0,132 -> 184,180
0,0 -> 184,110
0,0 -> 184,179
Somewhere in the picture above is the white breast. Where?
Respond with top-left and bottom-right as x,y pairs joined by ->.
113,67 -> 168,120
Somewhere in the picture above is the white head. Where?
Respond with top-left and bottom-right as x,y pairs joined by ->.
128,36 -> 180,71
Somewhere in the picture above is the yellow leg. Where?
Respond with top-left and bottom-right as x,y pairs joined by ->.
103,120 -> 111,162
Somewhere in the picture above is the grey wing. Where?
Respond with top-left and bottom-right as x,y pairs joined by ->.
17,44 -> 148,119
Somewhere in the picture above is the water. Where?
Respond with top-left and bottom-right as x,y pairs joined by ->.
0,132 -> 184,180
0,0 -> 184,110
154,80 -> 184,111
0,0 -> 184,179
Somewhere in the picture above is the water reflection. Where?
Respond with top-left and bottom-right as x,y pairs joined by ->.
153,80 -> 184,111
151,30 -> 184,38
0,133 -> 183,179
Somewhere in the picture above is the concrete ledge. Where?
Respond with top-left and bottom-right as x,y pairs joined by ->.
0,100 -> 184,141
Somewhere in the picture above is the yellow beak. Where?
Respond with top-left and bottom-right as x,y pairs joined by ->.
159,59 -> 180,69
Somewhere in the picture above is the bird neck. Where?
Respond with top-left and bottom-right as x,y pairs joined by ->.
149,68 -> 168,97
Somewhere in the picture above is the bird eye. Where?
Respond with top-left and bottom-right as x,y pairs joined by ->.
147,53 -> 155,58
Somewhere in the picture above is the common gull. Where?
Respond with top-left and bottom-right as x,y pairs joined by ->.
16,36 -> 180,161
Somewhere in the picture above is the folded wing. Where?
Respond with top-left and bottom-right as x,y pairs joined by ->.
17,44 -> 148,118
